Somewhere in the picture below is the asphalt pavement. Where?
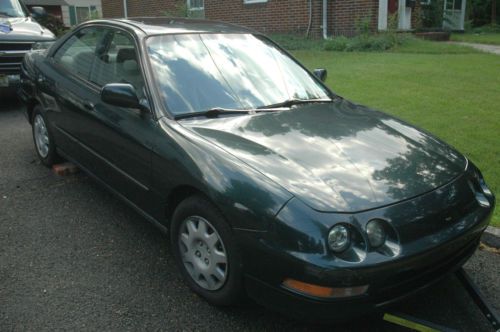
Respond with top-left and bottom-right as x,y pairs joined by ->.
1,97 -> 499,331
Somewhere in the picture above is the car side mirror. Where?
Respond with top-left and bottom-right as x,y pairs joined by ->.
31,6 -> 47,19
313,68 -> 327,82
101,83 -> 144,110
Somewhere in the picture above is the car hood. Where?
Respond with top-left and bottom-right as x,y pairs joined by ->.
179,100 -> 467,212
0,17 -> 54,41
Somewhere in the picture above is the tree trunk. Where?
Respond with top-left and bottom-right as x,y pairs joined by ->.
493,0 -> 497,25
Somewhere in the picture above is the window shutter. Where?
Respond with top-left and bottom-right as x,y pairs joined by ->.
69,6 -> 76,25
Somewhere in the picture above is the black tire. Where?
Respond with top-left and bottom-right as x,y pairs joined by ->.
31,105 -> 60,167
170,195 -> 244,306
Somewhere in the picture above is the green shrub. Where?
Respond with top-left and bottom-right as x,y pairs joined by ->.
367,34 -> 397,51
355,14 -> 372,36
421,0 -> 445,28
163,1 -> 189,17
270,32 -> 414,53
471,24 -> 500,33
323,36 -> 349,51
36,13 -> 68,37
268,34 -> 323,51
323,33 -> 410,52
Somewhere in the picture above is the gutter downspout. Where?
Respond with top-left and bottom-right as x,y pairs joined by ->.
123,0 -> 128,18
306,0 -> 313,38
322,0 -> 328,39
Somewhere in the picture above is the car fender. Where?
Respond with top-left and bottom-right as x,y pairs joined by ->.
152,117 -> 294,232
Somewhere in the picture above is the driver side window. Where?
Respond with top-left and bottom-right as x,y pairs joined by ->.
53,27 -> 106,80
89,29 -> 145,97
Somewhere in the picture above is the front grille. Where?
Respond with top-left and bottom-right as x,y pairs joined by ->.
0,56 -> 24,74
0,56 -> 23,64
0,43 -> 32,74
0,42 -> 33,51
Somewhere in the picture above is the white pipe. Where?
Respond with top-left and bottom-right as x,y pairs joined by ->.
306,0 -> 312,37
123,0 -> 128,18
322,0 -> 327,39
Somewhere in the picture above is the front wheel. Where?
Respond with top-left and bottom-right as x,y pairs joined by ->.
32,106 -> 59,167
170,195 -> 244,306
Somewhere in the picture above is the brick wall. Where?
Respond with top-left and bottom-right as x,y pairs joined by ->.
205,0 -> 316,35
102,0 -> 179,18
331,0 -> 379,37
205,0 -> 379,37
102,0 -> 384,37
101,0 -> 123,18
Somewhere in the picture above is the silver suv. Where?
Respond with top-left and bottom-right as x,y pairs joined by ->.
0,0 -> 55,91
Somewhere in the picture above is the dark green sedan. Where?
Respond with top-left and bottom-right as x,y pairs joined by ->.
18,17 -> 495,322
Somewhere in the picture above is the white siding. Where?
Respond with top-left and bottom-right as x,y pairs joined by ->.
378,0 -> 388,31
61,5 -> 70,27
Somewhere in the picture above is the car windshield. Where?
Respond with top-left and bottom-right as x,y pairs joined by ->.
146,33 -> 331,116
0,0 -> 27,17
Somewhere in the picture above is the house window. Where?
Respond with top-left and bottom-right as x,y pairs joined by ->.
75,7 -> 90,24
187,0 -> 204,10
244,0 -> 268,4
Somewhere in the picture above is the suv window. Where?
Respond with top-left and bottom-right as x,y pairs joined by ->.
0,0 -> 28,18
89,29 -> 144,96
53,27 -> 106,80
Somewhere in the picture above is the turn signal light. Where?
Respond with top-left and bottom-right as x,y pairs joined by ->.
282,278 -> 368,299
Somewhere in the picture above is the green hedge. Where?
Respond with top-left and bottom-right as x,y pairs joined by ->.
270,33 -> 413,53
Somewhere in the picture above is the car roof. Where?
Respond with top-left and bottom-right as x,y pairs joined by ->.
102,17 -> 257,35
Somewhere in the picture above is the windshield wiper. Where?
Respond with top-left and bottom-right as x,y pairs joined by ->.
176,107 -> 250,120
257,98 -> 332,109
175,107 -> 285,120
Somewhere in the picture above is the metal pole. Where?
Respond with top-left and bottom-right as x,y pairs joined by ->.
322,0 -> 327,39
123,0 -> 128,18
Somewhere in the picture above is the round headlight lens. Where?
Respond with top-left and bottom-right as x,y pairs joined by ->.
366,220 -> 386,248
328,225 -> 351,253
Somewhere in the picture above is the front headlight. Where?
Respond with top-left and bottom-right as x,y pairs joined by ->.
328,224 -> 351,253
479,179 -> 493,197
366,219 -> 387,248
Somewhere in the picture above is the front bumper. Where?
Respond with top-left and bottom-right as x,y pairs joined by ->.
0,73 -> 21,91
238,168 -> 494,322
244,229 -> 481,323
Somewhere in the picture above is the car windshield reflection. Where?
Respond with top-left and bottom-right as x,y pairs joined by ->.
146,33 -> 331,117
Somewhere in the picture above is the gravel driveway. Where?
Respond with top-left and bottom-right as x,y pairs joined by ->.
1,97 -> 498,331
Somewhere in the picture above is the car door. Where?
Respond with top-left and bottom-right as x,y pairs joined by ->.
39,26 -> 107,160
75,27 -> 156,212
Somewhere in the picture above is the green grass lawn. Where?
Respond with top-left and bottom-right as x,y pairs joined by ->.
451,33 -> 500,45
292,43 -> 500,226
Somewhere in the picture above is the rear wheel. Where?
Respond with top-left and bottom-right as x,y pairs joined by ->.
32,106 -> 59,167
170,195 -> 244,306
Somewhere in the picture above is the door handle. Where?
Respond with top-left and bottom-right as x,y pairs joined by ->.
83,101 -> 95,111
